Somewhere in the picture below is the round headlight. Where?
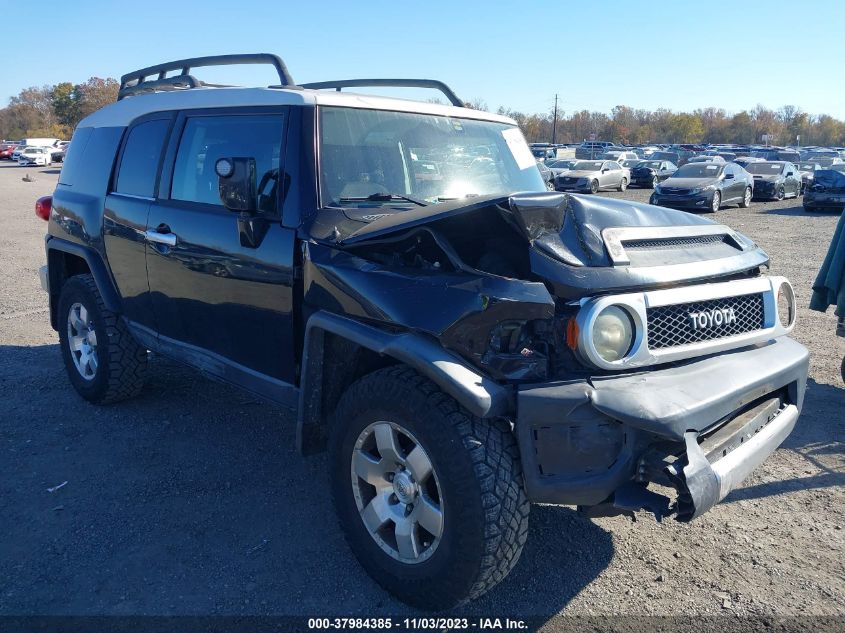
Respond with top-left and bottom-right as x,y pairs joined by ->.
592,306 -> 634,362
777,281 -> 796,328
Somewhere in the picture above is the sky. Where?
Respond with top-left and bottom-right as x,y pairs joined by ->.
3,0 -> 845,119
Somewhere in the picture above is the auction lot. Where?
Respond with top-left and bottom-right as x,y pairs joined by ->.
1,161 -> 843,621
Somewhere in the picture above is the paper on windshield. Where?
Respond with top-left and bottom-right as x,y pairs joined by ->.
502,128 -> 537,170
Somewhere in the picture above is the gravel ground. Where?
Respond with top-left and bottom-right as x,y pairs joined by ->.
0,162 -> 843,627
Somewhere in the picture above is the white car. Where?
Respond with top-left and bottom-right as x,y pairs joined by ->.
598,150 -> 640,164
17,146 -> 52,166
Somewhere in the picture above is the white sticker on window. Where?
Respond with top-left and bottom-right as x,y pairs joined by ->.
501,128 -> 537,170
706,165 -> 718,170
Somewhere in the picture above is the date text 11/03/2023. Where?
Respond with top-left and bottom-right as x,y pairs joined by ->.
307,617 -> 528,630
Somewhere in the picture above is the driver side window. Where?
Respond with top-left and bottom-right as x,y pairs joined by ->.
171,114 -> 285,213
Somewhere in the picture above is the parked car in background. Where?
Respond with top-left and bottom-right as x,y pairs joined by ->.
50,142 -> 69,163
688,155 -> 725,164
575,141 -> 617,159
803,169 -> 845,212
554,159 -> 629,193
806,157 -> 843,169
650,161 -> 753,212
531,145 -> 557,162
666,147 -> 696,165
747,161 -> 801,200
546,158 -> 578,177
17,146 -> 52,166
0,143 -> 20,159
797,162 -> 821,193
649,150 -> 682,167
630,159 -> 677,188
11,145 -> 27,161
621,158 -> 642,172
536,160 -> 555,190
827,163 -> 845,173
599,150 -> 639,164
734,156 -> 764,169
634,145 -> 661,158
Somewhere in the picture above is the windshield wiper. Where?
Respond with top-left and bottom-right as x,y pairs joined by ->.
338,193 -> 428,207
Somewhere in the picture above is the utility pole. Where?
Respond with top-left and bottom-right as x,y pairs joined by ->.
551,94 -> 558,145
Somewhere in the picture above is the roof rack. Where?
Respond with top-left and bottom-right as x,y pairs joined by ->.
300,79 -> 464,107
118,54 -> 296,100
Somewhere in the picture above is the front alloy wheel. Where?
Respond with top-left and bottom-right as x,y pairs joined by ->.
711,190 -> 721,212
652,176 -> 659,188
740,186 -> 752,208
329,366 -> 530,610
776,186 -> 785,201
590,179 -> 599,194
351,421 -> 443,563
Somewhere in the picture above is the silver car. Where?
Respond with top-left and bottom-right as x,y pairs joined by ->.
554,160 -> 629,193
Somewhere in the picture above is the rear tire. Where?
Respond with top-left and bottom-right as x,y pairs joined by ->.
58,274 -> 147,404
328,366 -> 530,610
651,176 -> 659,188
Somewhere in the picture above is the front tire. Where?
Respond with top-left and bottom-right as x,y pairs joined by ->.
776,185 -> 785,201
329,366 -> 530,610
651,176 -> 659,189
710,190 -> 721,212
617,177 -> 628,192
740,186 -> 752,208
590,179 -> 599,194
58,274 -> 147,404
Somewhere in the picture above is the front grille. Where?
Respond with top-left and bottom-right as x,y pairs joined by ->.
647,293 -> 765,349
625,235 -> 727,251
559,177 -> 577,185
660,187 -> 689,195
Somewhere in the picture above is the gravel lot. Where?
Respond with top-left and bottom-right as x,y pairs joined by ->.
1,161 -> 843,626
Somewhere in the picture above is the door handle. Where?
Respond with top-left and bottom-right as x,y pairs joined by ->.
145,226 -> 177,247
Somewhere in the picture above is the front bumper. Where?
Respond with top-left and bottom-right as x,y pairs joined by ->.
804,192 -> 845,210
752,182 -> 777,199
650,192 -> 714,209
515,336 -> 808,521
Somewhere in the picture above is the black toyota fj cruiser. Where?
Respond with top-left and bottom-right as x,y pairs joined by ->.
37,54 -> 809,610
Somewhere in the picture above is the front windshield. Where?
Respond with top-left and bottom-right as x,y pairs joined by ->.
319,107 -> 544,206
809,151 -> 838,158
673,163 -> 723,178
641,161 -> 662,169
547,159 -> 575,168
651,152 -> 677,161
574,161 -> 603,171
746,163 -> 784,174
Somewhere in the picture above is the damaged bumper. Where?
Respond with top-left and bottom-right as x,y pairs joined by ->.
515,336 -> 808,521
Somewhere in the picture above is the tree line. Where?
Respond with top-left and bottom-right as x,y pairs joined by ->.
3,79 -> 845,148
0,78 -> 118,140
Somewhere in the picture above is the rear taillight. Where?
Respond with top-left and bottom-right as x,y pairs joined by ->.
35,195 -> 52,221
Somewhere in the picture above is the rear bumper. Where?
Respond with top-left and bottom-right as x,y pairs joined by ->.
515,336 -> 809,520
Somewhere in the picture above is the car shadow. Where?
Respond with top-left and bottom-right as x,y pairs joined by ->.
762,204 -> 842,217
39,168 -> 62,175
722,378 -> 844,504
0,343 -> 612,619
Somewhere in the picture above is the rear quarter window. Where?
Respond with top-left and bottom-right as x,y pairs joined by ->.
114,119 -> 170,198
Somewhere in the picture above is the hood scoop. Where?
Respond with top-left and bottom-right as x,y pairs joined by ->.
508,193 -> 749,268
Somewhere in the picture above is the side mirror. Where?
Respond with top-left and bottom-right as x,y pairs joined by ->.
787,171 -> 794,177
724,173 -> 734,179
216,157 -> 257,212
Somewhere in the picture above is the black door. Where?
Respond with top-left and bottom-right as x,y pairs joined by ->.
145,108 -> 298,388
103,115 -> 173,330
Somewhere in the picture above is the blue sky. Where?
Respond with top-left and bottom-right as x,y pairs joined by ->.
4,0 -> 844,118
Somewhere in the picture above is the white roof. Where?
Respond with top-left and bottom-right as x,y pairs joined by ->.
79,86 -> 515,128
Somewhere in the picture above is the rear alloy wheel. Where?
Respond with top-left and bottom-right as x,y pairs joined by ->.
590,179 -> 599,194
652,176 -> 659,188
740,186 -> 752,208
710,190 -> 721,212
329,366 -> 530,610
546,180 -> 555,191
617,177 -> 628,192
58,274 -> 147,403
776,186 -> 785,201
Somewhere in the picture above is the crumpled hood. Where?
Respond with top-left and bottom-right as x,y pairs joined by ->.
752,174 -> 782,182
508,193 -> 715,267
811,170 -> 845,192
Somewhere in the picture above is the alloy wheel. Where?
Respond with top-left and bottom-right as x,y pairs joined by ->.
350,421 -> 444,564
66,302 -> 98,380
744,187 -> 752,207
711,191 -> 721,212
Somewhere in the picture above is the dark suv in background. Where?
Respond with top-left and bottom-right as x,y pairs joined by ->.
35,54 -> 808,610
